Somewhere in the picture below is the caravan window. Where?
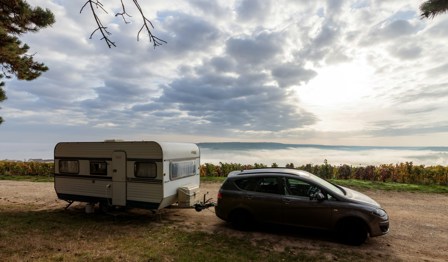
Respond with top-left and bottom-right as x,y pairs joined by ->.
59,160 -> 79,174
90,161 -> 107,175
170,160 -> 196,180
134,162 -> 157,178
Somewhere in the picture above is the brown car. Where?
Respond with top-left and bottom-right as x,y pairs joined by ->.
215,168 -> 389,245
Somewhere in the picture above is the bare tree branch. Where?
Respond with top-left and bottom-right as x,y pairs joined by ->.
130,0 -> 167,48
81,0 -> 115,48
81,0 -> 165,49
115,0 -> 131,24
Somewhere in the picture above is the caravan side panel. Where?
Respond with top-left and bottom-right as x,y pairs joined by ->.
127,182 -> 163,203
55,176 -> 111,201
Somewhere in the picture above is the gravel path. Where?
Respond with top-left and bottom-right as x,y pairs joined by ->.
1,180 -> 447,261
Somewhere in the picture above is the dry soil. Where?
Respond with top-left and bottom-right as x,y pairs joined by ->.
0,180 -> 447,261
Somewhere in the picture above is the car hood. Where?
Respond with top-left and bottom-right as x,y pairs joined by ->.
342,187 -> 380,207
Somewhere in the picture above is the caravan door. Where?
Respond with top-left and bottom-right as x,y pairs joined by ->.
112,151 -> 127,206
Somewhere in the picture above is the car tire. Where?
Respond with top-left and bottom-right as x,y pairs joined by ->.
230,210 -> 253,230
338,219 -> 368,245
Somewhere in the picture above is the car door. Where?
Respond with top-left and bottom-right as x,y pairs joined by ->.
282,177 -> 333,229
240,176 -> 285,224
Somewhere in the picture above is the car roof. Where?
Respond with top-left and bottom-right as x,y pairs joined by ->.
228,168 -> 312,178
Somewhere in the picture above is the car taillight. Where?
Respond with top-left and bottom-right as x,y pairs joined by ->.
217,192 -> 222,199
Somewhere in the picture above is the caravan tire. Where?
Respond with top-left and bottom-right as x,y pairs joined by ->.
99,201 -> 112,213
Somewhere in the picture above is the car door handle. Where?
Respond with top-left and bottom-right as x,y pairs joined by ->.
245,195 -> 254,200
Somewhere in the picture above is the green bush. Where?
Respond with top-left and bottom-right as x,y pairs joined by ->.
199,161 -> 448,185
1,160 -> 447,185
0,161 -> 54,176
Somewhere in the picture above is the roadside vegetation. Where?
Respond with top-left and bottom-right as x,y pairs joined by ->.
201,161 -> 448,186
1,160 -> 448,193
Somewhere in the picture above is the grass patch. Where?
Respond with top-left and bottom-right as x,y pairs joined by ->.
0,204 -> 358,262
0,174 -> 53,182
200,176 -> 226,183
331,179 -> 448,194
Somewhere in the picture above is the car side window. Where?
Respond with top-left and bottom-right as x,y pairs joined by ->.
234,177 -> 259,192
255,177 -> 283,195
285,178 -> 314,198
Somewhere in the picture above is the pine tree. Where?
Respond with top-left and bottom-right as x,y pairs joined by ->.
420,0 -> 448,18
0,0 -> 55,124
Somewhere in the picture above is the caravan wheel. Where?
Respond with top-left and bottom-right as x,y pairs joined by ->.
99,201 -> 112,213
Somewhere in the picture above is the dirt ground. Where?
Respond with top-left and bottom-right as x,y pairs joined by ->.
0,180 -> 447,261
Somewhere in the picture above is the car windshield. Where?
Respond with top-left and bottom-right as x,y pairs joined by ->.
303,171 -> 346,196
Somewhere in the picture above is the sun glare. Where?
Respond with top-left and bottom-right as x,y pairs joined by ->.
299,62 -> 374,108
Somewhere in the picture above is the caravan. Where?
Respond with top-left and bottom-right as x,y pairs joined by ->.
54,141 -> 200,210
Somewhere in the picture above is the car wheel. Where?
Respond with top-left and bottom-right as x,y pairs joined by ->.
339,219 -> 368,245
230,210 -> 253,230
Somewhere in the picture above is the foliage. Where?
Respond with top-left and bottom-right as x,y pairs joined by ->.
0,79 -> 5,124
0,160 -> 53,177
420,0 -> 448,18
0,0 -> 55,124
1,160 -> 448,186
200,161 -> 448,186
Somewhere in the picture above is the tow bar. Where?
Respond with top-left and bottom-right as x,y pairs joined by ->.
193,192 -> 216,212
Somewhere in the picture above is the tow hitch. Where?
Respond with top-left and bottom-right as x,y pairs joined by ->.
193,192 -> 215,212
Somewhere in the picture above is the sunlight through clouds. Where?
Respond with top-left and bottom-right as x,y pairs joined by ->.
2,0 -> 448,160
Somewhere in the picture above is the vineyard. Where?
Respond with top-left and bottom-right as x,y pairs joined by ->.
1,160 -> 448,185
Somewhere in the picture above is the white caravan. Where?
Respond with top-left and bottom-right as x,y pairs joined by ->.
54,141 -> 200,210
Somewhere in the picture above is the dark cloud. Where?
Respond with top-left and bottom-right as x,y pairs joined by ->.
271,63 -> 317,88
81,80 -> 153,109
313,22 -> 339,49
188,0 -> 229,18
226,32 -> 284,65
132,68 -> 317,134
210,57 -> 236,72
236,0 -> 271,22
153,11 -> 222,57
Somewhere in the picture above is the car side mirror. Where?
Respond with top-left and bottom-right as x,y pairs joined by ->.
311,192 -> 325,201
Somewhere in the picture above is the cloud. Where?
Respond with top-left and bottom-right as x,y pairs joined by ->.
236,0 -> 271,22
153,11 -> 222,58
271,63 -> 317,88
226,32 -> 284,65
133,68 -> 317,134
367,122 -> 448,137
388,44 -> 422,59
3,0 -> 448,161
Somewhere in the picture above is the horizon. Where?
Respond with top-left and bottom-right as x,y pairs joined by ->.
3,141 -> 448,166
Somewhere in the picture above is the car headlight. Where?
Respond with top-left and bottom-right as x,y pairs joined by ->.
372,208 -> 388,219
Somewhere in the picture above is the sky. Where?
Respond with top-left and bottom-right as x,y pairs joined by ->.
2,0 -> 448,160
